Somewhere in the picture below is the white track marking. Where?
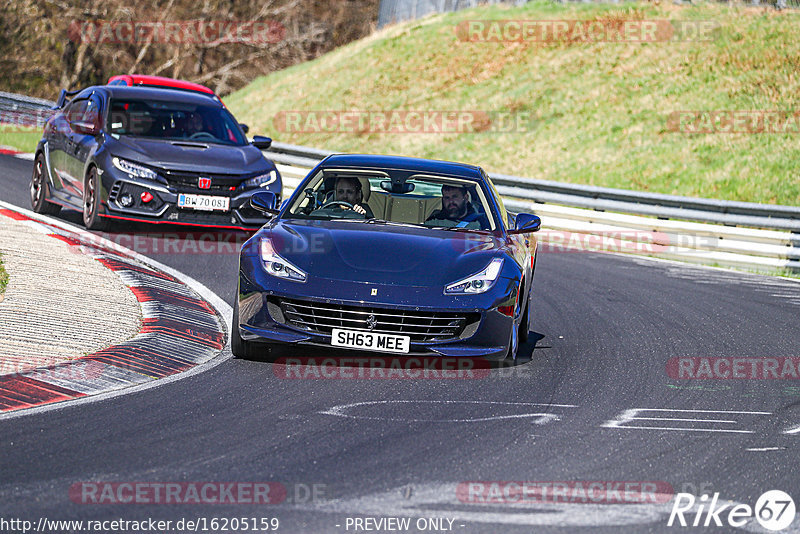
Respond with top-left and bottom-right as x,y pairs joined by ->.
320,400 -> 576,424
602,408 -> 771,434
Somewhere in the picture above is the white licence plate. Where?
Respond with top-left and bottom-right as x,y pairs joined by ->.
331,328 -> 410,354
178,194 -> 230,212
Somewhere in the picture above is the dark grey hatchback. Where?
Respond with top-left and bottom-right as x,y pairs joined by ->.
30,85 -> 281,230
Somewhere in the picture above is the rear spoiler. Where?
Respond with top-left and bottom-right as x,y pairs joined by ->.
53,89 -> 82,109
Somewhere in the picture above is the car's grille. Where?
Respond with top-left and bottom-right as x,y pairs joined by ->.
163,170 -> 244,194
276,298 -> 478,343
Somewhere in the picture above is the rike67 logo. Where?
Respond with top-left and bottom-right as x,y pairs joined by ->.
668,490 -> 795,531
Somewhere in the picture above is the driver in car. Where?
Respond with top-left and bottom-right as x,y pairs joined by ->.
425,184 -> 486,229
334,176 -> 374,218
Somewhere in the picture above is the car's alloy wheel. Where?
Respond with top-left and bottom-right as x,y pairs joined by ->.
30,154 -> 60,215
82,167 -> 106,230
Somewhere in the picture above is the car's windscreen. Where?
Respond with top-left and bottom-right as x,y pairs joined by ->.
284,169 -> 497,231
106,99 -> 246,146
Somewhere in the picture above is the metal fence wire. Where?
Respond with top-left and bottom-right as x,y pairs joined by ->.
378,0 -> 796,27
378,0 -> 528,28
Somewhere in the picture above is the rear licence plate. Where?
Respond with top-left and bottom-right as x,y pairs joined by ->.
331,328 -> 410,354
178,194 -> 230,212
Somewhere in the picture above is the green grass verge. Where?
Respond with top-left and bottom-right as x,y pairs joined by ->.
0,127 -> 40,154
225,0 -> 800,205
0,254 -> 8,296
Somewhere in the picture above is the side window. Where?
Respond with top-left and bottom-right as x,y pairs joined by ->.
483,170 -> 508,230
83,95 -> 103,129
66,100 -> 89,128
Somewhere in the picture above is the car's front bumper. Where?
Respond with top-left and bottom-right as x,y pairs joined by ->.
236,253 -> 519,361
98,165 -> 281,229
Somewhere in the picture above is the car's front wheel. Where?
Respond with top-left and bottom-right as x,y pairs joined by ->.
505,323 -> 519,361
231,298 -> 274,360
519,291 -> 530,344
30,153 -> 61,215
82,167 -> 106,230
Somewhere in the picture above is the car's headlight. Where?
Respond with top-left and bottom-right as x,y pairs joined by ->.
445,258 -> 503,294
244,170 -> 278,189
261,238 -> 306,282
112,157 -> 158,180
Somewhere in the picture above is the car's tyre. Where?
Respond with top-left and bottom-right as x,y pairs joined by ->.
231,298 -> 252,359
231,298 -> 275,360
30,153 -> 61,215
82,167 -> 106,231
519,295 -> 530,344
505,324 -> 519,362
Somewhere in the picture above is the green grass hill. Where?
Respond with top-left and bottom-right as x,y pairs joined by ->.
225,0 -> 800,205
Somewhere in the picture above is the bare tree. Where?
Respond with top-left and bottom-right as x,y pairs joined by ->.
0,0 -> 378,98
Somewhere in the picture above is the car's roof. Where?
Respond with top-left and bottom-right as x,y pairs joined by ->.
320,154 -> 484,181
108,74 -> 216,95
76,85 -> 224,107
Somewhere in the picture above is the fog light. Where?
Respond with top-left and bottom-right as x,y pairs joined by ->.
119,193 -> 133,207
140,191 -> 154,203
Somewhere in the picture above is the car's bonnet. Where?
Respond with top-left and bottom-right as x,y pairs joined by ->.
261,219 -> 505,287
107,136 -> 269,174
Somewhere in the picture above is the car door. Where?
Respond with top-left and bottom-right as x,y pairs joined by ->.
54,98 -> 90,199
45,100 -> 82,200
65,94 -> 103,199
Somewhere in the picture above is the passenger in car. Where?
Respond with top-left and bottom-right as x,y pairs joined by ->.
425,184 -> 488,229
334,176 -> 374,218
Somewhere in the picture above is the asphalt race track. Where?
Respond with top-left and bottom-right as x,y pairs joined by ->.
1,152 -> 799,533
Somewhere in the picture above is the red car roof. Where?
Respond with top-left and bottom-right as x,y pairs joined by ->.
107,75 -> 216,96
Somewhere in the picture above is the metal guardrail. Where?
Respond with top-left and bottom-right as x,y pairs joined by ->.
275,161 -> 800,273
0,92 -> 56,130
2,92 -> 797,271
265,141 -> 800,232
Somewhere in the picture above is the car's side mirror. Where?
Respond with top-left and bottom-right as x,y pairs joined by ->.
510,213 -> 541,234
250,191 -> 279,215
252,135 -> 272,150
240,123 -> 250,134
71,120 -> 100,136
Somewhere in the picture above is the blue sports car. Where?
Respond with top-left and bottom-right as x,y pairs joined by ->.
233,154 -> 541,361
